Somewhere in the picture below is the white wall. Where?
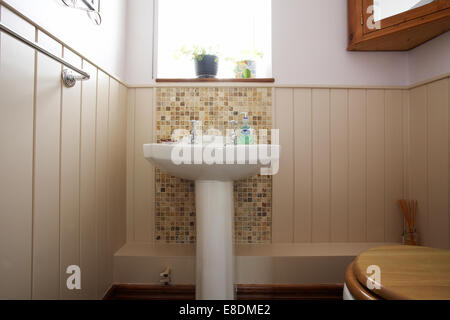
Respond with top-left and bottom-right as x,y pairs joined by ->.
123,0 -> 409,86
125,0 -> 154,85
3,0 -> 128,81
272,0 -> 408,86
123,0 -> 450,87
7,0 -> 448,86
408,32 -> 450,85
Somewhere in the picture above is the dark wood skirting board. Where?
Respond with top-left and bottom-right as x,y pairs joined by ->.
104,284 -> 195,300
104,284 -> 344,301
237,284 -> 344,300
156,78 -> 275,83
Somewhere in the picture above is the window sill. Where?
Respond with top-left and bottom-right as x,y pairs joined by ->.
156,78 -> 275,83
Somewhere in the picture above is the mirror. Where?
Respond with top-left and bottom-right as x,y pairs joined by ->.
373,0 -> 437,21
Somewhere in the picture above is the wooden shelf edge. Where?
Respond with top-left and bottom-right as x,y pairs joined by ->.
156,78 -> 275,83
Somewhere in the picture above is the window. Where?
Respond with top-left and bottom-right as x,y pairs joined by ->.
156,0 -> 272,79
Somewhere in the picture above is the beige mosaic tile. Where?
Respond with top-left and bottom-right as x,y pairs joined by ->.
155,87 -> 272,244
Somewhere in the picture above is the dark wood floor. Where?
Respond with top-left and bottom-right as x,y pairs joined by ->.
104,284 -> 344,300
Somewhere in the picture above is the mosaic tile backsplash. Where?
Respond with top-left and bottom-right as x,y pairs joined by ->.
155,87 -> 272,244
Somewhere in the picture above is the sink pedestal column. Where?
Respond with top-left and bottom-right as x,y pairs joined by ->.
195,180 -> 235,300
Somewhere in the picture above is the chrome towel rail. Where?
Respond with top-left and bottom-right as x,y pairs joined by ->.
0,22 -> 90,88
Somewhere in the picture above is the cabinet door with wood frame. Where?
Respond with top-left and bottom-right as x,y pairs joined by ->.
348,0 -> 450,51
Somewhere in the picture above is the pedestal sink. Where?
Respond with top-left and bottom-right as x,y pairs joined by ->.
143,143 -> 280,300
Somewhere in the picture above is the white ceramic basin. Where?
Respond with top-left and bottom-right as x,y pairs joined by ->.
143,142 -> 280,300
143,143 -> 280,181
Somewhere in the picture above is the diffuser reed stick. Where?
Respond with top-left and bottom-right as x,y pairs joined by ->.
398,199 -> 418,245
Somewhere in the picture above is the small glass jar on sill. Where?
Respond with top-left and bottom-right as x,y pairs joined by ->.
402,230 -> 419,246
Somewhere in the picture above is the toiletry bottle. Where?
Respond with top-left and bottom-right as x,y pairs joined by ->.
237,112 -> 255,145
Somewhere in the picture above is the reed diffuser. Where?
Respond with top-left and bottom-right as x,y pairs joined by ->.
398,200 -> 419,245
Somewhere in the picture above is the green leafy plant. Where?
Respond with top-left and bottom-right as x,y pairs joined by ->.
174,45 -> 220,62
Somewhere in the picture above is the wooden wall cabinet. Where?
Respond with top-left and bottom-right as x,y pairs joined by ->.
348,0 -> 450,51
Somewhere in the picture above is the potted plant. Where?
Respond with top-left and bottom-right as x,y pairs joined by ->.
175,45 -> 220,78
227,50 -> 264,79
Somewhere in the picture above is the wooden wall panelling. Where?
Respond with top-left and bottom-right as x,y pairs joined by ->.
427,79 -> 449,249
384,90 -> 404,243
0,6 -> 129,300
126,89 -> 136,242
272,88 -> 294,243
105,79 -> 119,291
32,30 -> 62,300
330,89 -> 349,242
79,61 -> 98,299
0,7 -> 35,299
59,48 -> 82,299
121,85 -> 434,247
118,84 -> 128,247
409,86 -> 429,245
311,89 -> 331,242
254,88 -> 410,245
122,83 -> 448,248
402,91 -> 411,206
366,90 -> 386,242
133,89 -> 154,242
96,70 -> 110,297
293,89 -> 312,243
348,90 -> 368,242
107,79 -> 127,266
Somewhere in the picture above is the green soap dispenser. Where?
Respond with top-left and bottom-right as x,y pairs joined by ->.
237,112 -> 255,145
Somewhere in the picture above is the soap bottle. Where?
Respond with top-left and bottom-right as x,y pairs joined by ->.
237,112 -> 255,145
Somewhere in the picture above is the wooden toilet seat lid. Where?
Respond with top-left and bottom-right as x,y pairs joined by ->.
353,245 -> 450,300
345,262 -> 380,300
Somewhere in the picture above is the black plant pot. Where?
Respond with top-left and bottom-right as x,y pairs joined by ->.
195,55 -> 218,78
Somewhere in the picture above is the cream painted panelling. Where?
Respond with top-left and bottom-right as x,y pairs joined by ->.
409,85 -> 428,245
366,90 -> 386,242
107,78 -> 127,259
95,70 -> 111,297
126,88 -> 136,242
125,86 -> 419,246
127,88 -> 155,243
0,8 -> 127,299
79,60 -> 99,300
385,90 -> 404,243
409,78 -> 450,250
32,30 -> 62,300
123,83 -> 449,249
273,88 -> 407,244
311,89 -> 331,242
330,89 -> 349,242
348,89 -> 368,242
272,89 -> 294,243
0,7 -> 35,299
59,47 -> 82,299
293,89 -> 312,242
